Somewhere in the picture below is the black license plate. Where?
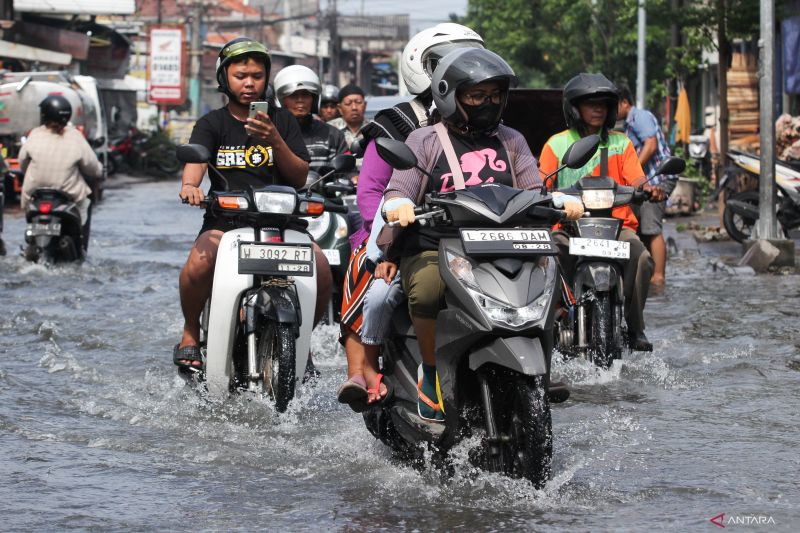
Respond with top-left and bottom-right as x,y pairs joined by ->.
459,228 -> 557,256
238,242 -> 314,276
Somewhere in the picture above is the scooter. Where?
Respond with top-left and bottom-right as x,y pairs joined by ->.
361,135 -> 599,487
302,166 -> 357,324
554,156 -> 685,367
24,188 -> 89,263
176,143 -> 351,411
688,134 -> 711,181
721,150 -> 800,242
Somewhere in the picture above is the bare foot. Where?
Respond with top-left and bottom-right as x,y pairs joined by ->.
364,366 -> 388,404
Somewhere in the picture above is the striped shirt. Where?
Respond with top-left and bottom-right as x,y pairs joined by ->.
623,106 -> 676,188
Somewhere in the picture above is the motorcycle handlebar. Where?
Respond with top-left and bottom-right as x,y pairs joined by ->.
325,201 -> 349,214
528,205 -> 567,223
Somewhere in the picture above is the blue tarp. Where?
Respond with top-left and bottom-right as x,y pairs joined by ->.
783,16 -> 800,94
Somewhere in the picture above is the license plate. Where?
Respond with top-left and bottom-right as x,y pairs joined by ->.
26,222 -> 61,236
238,242 -> 314,276
322,248 -> 340,266
569,237 -> 630,259
460,228 -> 556,256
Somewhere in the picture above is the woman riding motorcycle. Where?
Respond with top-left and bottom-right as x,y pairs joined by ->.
336,23 -> 486,411
19,95 -> 102,228
273,65 -> 347,172
382,48 -> 583,422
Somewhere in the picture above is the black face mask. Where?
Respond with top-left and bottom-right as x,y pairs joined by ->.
461,101 -> 502,131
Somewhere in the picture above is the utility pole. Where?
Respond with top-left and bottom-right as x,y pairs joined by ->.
636,0 -> 646,108
329,0 -> 339,86
189,2 -> 202,118
717,0 -> 729,171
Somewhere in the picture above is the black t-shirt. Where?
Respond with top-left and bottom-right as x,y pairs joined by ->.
405,131 -> 514,254
189,106 -> 310,192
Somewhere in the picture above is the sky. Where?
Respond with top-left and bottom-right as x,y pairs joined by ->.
321,0 -> 469,32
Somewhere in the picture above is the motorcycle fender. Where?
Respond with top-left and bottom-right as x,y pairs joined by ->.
575,262 -> 618,292
468,336 -> 548,376
255,286 -> 300,325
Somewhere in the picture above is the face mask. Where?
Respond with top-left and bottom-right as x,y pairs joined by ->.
461,101 -> 502,131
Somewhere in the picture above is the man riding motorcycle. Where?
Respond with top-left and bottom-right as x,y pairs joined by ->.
19,95 -> 102,230
538,73 -> 663,352
273,65 -> 348,172
383,48 -> 584,422
336,23 -> 486,412
175,37 -> 331,372
318,84 -> 340,123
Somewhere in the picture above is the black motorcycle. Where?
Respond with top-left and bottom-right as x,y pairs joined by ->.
361,135 -> 599,487
24,188 -> 89,263
554,156 -> 685,367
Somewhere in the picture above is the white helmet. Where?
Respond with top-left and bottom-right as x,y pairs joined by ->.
400,23 -> 484,95
274,65 -> 321,112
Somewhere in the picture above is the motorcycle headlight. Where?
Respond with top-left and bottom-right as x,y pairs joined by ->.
253,192 -> 297,214
581,189 -> 614,209
305,211 -> 331,241
335,213 -> 349,239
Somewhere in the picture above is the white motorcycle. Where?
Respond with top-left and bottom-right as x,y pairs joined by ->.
176,144 -> 352,411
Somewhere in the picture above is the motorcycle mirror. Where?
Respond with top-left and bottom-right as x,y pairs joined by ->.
375,137 -> 418,170
90,136 -> 106,148
331,154 -> 356,173
177,143 -> 211,164
562,134 -> 601,169
654,156 -> 686,177
348,138 -> 366,158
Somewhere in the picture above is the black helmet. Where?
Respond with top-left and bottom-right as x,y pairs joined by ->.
39,94 -> 72,126
432,48 -> 518,133
562,73 -> 619,135
215,37 -> 271,98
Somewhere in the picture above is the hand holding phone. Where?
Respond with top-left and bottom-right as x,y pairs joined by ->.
245,101 -> 277,143
248,101 -> 270,119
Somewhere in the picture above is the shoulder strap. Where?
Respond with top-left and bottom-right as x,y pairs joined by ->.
433,122 -> 465,190
409,99 -> 429,128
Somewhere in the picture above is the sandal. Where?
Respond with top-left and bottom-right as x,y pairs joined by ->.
417,365 -> 444,423
173,343 -> 203,370
366,373 -> 392,405
336,375 -> 369,413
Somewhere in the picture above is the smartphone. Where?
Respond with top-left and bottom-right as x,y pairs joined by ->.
248,101 -> 270,119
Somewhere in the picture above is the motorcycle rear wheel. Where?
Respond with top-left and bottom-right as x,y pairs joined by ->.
508,374 -> 552,488
258,322 -> 296,413
723,190 -> 759,243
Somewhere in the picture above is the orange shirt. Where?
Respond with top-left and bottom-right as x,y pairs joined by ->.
539,129 -> 646,231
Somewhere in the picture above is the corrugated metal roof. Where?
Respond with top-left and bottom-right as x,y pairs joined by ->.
14,0 -> 136,15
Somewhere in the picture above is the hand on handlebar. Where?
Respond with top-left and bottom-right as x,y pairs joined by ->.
562,199 -> 584,220
180,184 -> 205,206
642,184 -> 666,202
386,204 -> 416,227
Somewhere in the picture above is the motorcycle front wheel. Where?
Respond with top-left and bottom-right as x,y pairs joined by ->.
508,374 -> 553,488
590,292 -> 620,368
723,190 -> 759,243
257,322 -> 296,412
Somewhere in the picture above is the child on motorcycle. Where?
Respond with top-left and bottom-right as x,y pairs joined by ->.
335,23 -> 486,412
175,38 -> 330,371
19,95 -> 102,228
383,49 -> 583,422
538,73 -> 663,352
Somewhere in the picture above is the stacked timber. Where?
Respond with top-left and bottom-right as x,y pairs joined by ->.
728,52 -> 760,152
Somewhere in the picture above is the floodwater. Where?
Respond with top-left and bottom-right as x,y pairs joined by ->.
1,179 -> 798,531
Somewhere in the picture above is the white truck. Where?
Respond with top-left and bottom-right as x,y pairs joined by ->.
0,71 -> 108,202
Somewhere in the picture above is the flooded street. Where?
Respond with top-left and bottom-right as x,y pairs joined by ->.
1,179 -> 799,531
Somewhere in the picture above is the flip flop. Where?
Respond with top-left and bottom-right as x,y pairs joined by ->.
366,373 -> 392,405
417,366 -> 444,423
336,375 -> 369,413
173,343 -> 203,369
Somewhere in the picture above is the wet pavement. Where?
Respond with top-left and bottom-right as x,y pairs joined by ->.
1,180 -> 799,531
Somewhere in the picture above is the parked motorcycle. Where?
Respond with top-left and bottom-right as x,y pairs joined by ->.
360,135 -> 599,487
554,156 -> 685,367
721,150 -> 800,242
107,127 -> 181,177
176,143 -> 350,411
24,188 -> 89,263
302,165 -> 357,324
688,134 -> 712,181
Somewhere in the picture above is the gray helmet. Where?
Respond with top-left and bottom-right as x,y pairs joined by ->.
431,48 -> 518,132
562,73 -> 619,134
274,65 -> 321,114
319,84 -> 339,106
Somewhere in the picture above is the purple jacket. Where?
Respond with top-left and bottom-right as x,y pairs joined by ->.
350,139 -> 392,249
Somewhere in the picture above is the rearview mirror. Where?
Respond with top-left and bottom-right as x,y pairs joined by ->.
177,143 -> 211,164
375,137 -> 418,170
89,136 -> 106,148
562,134 -> 600,169
349,137 -> 366,158
654,156 -> 686,176
331,153 -> 356,173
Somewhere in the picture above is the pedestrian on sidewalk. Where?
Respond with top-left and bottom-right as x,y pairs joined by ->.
617,85 -> 678,287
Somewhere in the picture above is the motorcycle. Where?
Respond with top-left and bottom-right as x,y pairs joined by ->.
360,134 -> 600,487
688,134 -> 712,181
24,188 -> 89,263
720,150 -> 800,242
554,156 -> 685,367
301,165 -> 358,324
107,127 -> 181,177
176,143 -> 351,411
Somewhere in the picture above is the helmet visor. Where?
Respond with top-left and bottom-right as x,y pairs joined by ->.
422,41 -> 483,79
